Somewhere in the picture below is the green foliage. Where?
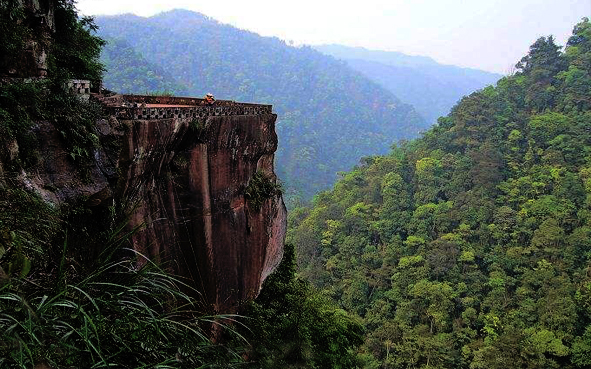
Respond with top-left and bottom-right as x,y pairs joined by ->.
47,89 -> 103,165
189,117 -> 206,134
241,244 -> 364,368
0,252 -> 244,368
0,79 -> 102,169
0,0 -> 104,81
49,0 -> 105,82
0,0 -> 30,72
289,18 -> 591,368
0,81 -> 45,167
0,187 -> 61,280
245,171 -> 283,211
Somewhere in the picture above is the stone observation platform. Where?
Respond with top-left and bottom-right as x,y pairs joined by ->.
95,94 -> 273,120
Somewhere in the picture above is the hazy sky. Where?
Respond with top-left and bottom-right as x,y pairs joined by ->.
77,0 -> 590,74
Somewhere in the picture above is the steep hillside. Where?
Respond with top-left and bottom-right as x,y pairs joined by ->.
100,37 -> 189,95
315,44 -> 502,124
290,19 -> 591,368
95,10 -> 427,204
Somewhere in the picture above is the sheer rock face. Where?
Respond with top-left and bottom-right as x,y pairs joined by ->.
13,112 -> 286,313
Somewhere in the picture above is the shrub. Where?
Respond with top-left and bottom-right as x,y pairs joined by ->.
244,171 -> 283,211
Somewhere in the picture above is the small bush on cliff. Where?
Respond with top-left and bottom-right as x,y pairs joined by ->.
47,87 -> 102,164
189,117 -> 207,141
245,171 -> 283,211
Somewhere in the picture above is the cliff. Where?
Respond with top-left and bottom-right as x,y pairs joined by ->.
6,94 -> 287,313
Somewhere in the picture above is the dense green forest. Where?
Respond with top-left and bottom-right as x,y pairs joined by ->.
94,10 -> 427,205
289,19 -> 591,368
100,37 -> 189,95
315,45 -> 501,125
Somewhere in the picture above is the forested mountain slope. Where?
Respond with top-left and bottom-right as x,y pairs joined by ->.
315,45 -> 502,125
100,37 -> 189,95
95,10 -> 427,204
290,19 -> 591,368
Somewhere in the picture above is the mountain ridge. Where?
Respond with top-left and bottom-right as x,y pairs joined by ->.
314,44 -> 440,67
95,10 -> 428,204
314,44 -> 502,124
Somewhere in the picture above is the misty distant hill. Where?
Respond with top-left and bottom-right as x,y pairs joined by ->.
314,45 -> 502,124
95,10 -> 427,203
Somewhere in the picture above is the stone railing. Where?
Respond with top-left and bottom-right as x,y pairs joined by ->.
96,94 -> 273,120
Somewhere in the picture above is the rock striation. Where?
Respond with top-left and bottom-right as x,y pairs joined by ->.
9,94 -> 286,313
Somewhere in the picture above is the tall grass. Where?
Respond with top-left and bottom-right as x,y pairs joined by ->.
0,248 -> 245,368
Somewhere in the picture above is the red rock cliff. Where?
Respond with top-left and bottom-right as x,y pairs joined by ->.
10,96 -> 286,313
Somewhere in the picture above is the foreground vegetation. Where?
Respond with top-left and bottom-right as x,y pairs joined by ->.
240,244 -> 364,368
0,185 -> 361,368
290,18 -> 591,368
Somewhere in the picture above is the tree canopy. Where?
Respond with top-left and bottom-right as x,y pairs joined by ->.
289,18 -> 591,368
